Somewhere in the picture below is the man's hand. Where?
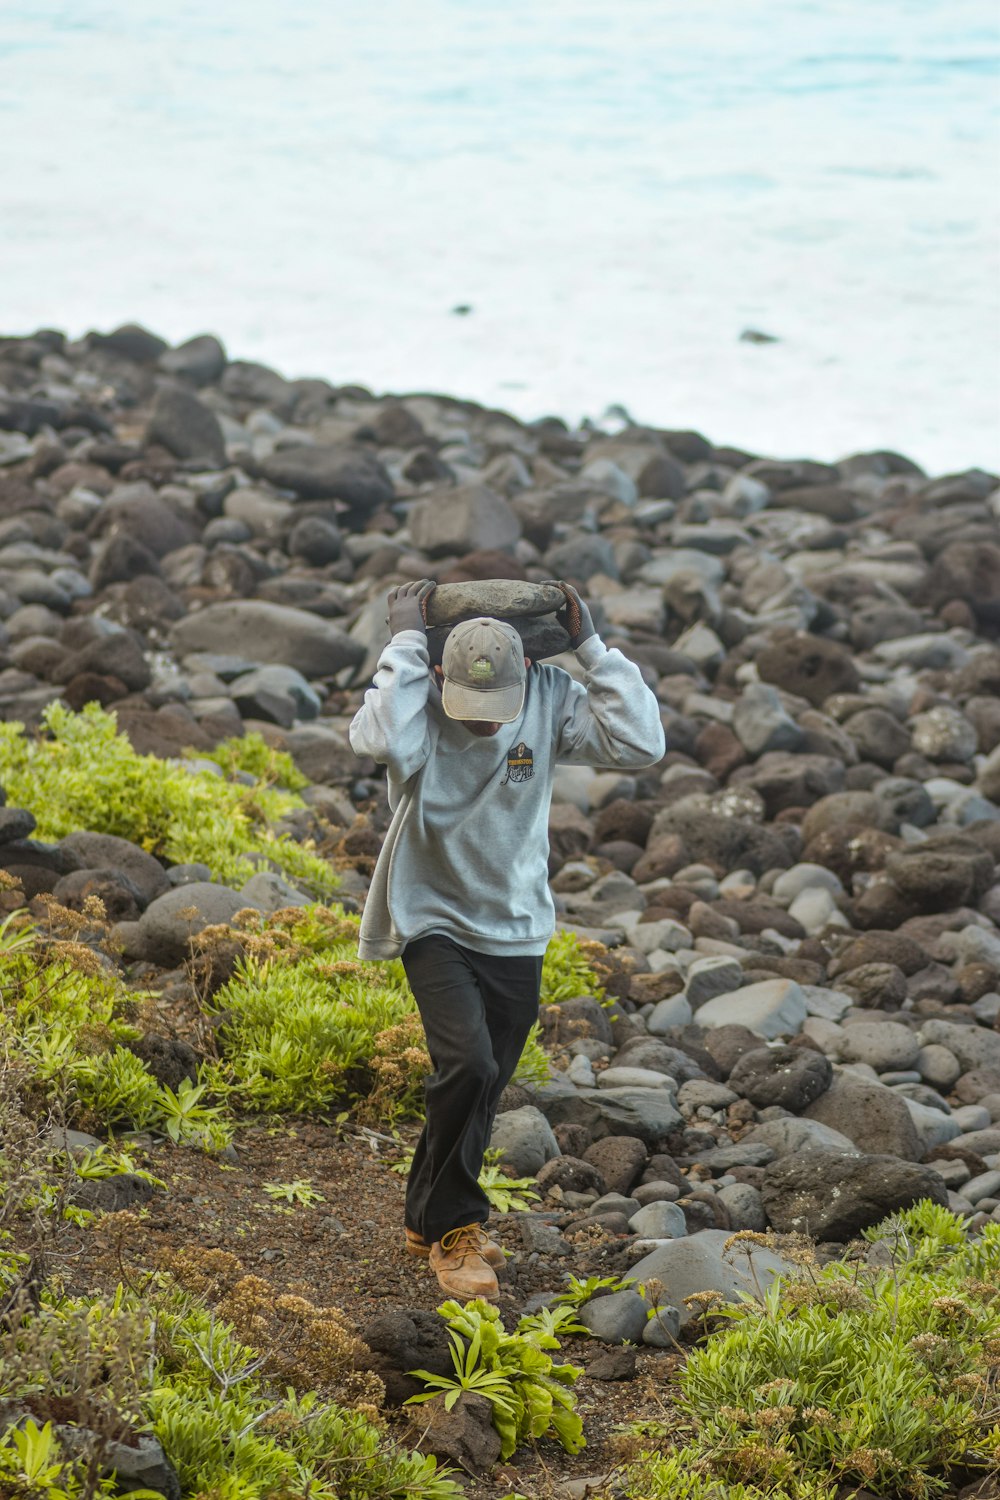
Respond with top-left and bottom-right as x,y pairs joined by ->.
551,580 -> 597,649
387,578 -> 436,636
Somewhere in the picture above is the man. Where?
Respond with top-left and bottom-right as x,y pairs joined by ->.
349,578 -> 665,1297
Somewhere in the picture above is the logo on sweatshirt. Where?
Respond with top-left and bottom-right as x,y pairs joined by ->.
502,740 -> 534,785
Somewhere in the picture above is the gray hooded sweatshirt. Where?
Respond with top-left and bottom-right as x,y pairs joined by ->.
348,629 -> 665,960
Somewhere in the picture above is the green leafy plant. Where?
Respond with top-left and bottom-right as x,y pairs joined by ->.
0,702 -> 335,893
263,1179 -> 326,1207
408,1298 -> 585,1461
477,1150 -> 540,1213
541,929 -> 607,1004
202,732 -> 308,792
554,1272 -> 636,1309
620,1210 -> 1000,1500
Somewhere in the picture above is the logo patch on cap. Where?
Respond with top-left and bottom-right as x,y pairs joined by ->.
468,656 -> 496,683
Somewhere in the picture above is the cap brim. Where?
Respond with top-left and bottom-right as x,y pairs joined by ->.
441,678 -> 525,723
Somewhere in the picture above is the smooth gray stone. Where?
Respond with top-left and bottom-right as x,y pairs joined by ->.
425,579 -> 565,626
579,1288 -> 650,1345
628,1229 -> 791,1328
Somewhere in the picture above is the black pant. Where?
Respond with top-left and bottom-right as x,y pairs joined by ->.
401,934 -> 542,1245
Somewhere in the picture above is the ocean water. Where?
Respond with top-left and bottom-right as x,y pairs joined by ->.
2,0 -> 999,473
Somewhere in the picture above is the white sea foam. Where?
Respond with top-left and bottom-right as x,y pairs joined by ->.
2,0 -> 998,472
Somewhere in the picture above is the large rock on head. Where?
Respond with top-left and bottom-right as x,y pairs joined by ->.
171,601 -> 364,677
409,484 -> 520,557
425,579 -> 564,627
762,1149 -> 948,1240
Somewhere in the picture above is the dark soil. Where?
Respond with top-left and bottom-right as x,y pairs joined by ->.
62,1121 -> 681,1500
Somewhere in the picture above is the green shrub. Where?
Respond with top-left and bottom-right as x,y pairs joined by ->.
620,1210 -> 1000,1500
0,703 -> 335,894
203,731 -> 308,792
1,922 -> 232,1149
208,907 -> 587,1120
540,929 -> 607,1004
408,1297 -> 584,1461
0,1275 -> 461,1500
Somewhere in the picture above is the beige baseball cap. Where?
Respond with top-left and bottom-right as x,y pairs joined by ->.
440,617 -> 526,723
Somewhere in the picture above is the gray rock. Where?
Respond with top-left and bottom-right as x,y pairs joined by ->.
578,1289 -> 650,1345
732,684 -> 806,757
172,601 -> 364,677
647,993 -> 695,1032
577,1087 -> 683,1147
488,1105 -> 560,1176
628,1229 -> 791,1328
772,863 -> 845,903
240,871 -> 311,913
230,665 -> 322,727
918,1019 -> 1000,1074
728,1045 -> 832,1111
717,1182 -> 768,1231
838,1021 -> 922,1073
696,980 -> 807,1040
675,1079 -> 738,1111
628,1201 -> 687,1239
0,808 -> 36,844
426,580 -> 565,627
844,707 -> 911,767
160,333 -> 227,385
685,956 -> 744,1009
410,484 -> 520,557
964,1169 -> 1000,1204
288,516 -> 342,565
762,1149 -> 949,1239
59,832 -> 170,907
597,1066 -> 676,1092
147,383 -> 226,465
910,706 -> 978,763
743,1117 -> 860,1157
253,445 -> 393,510
134,881 -> 256,966
901,1096 -> 961,1154
641,1303 -> 682,1346
804,1073 -> 923,1160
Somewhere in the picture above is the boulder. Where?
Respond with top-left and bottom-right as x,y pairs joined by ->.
627,1229 -> 792,1328
696,981 -> 807,1040
756,634 -> 859,707
410,485 -> 520,557
488,1105 -> 559,1176
252,445 -> 393,511
171,602 -> 364,677
762,1150 -> 949,1239
132,882 -> 257,966
727,1045 -> 832,1111
146,384 -> 226,465
804,1073 -> 923,1160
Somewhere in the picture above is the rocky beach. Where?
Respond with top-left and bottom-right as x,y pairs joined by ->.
1,322 -> 999,1500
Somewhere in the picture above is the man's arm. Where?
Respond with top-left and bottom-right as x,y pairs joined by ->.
549,583 -> 666,769
349,581 -> 436,782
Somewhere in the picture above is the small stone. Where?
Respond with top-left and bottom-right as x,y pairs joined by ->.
578,1289 -> 650,1345
628,1201 -> 687,1239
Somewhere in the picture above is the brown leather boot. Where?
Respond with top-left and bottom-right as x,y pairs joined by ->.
406,1225 -> 506,1269
428,1223 -> 500,1299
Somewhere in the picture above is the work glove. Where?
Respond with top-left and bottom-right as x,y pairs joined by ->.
551,580 -> 597,649
387,578 -> 436,636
